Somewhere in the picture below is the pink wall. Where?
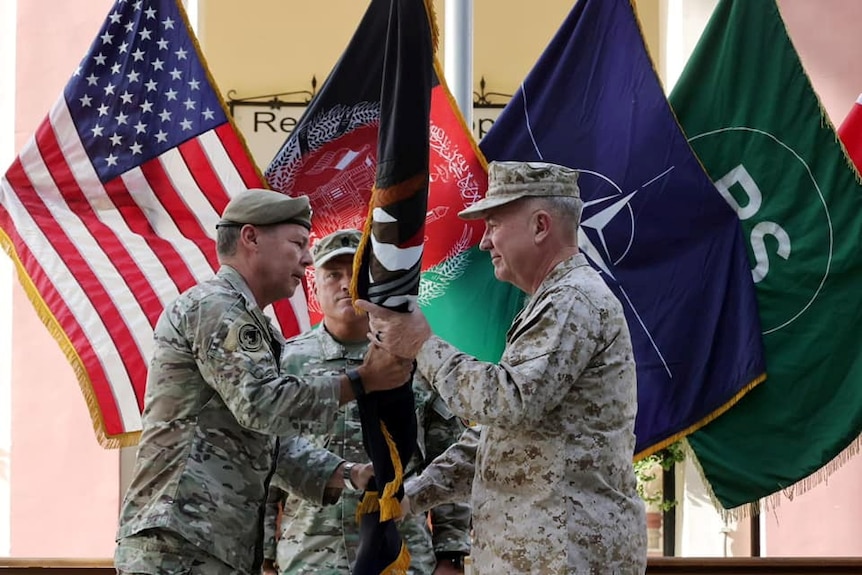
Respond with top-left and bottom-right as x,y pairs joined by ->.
763,454 -> 862,556
780,0 -> 862,127
11,0 -> 119,557
762,0 -> 862,556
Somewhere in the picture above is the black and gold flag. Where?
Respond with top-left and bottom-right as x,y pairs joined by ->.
266,0 -> 436,572
349,0 -> 434,572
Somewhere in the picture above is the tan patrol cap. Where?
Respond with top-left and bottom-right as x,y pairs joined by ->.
217,188 -> 312,230
312,229 -> 362,267
458,161 -> 580,220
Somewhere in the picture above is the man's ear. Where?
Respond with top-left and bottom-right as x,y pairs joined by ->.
239,224 -> 259,250
533,210 -> 552,243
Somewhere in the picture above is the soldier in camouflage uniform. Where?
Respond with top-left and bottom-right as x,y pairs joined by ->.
359,162 -> 648,574
114,190 -> 414,575
261,229 -> 471,575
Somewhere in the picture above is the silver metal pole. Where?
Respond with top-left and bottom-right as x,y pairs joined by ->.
444,0 -> 473,128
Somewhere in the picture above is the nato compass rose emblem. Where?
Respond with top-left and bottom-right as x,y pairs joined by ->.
576,167 -> 675,378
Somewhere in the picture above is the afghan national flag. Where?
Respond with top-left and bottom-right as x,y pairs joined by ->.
265,10 -> 521,368
478,0 -> 764,458
671,0 -> 862,510
264,0 -> 521,570
838,94 -> 862,169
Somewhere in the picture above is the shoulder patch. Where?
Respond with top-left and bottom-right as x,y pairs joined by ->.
238,323 -> 264,352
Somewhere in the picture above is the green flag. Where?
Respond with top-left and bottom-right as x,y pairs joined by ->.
670,0 -> 862,509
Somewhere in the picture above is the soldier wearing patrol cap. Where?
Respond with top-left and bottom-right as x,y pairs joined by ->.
359,161 -> 648,574
115,190 -> 415,575
216,188 -> 314,229
260,228 -> 471,575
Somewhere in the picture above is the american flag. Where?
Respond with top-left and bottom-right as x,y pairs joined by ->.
0,0 -> 308,447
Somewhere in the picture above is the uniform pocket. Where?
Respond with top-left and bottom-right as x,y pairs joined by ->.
115,533 -> 195,575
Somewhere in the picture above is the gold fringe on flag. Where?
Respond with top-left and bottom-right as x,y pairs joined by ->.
424,0 -> 439,55
633,373 -> 766,461
0,228 -> 140,449
682,433 -> 862,521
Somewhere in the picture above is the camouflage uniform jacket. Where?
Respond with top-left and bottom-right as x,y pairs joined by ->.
116,265 -> 342,573
406,254 -> 647,575
262,325 -> 472,574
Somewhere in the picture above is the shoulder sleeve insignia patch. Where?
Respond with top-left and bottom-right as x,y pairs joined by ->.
238,323 -> 264,352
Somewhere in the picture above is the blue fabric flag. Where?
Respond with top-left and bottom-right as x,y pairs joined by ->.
479,0 -> 765,456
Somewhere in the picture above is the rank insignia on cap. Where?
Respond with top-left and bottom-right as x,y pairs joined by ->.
238,324 -> 263,352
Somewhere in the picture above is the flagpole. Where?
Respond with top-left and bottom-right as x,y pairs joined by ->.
444,0 -> 473,128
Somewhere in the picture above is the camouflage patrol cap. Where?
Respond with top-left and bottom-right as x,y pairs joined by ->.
312,229 -> 362,267
458,161 -> 580,220
217,188 -> 312,230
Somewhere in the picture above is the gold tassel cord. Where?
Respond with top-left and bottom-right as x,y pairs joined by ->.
377,421 -> 406,521
355,490 -> 381,522
380,542 -> 411,574
349,425 -> 407,522
349,187 -> 377,304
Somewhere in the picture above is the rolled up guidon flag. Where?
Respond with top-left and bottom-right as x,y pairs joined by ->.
264,0 -> 435,571
347,0 -> 433,571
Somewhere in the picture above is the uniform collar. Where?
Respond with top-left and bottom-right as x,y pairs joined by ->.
217,265 -> 283,343
527,253 -> 589,304
508,254 -> 588,340
314,324 -> 367,361
540,253 -> 588,290
218,264 -> 258,308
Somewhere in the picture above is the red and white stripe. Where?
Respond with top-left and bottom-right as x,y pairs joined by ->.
0,95 -> 309,441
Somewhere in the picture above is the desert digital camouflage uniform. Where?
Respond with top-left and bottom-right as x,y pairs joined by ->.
115,265 -> 343,574
406,254 -> 647,575
262,325 -> 471,574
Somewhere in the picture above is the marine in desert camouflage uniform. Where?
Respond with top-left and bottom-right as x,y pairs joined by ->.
260,229 -> 471,575
114,190 -> 413,575
360,161 -> 648,575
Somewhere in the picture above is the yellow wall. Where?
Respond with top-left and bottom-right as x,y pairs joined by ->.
199,1 -> 369,100
199,0 -> 663,103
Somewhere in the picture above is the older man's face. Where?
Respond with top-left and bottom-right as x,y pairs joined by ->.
477,200 -> 538,292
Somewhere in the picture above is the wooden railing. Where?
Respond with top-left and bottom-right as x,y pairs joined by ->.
0,559 -> 111,574
647,557 -> 862,574
2,557 -> 862,574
